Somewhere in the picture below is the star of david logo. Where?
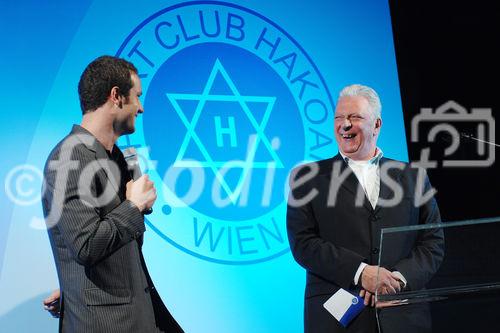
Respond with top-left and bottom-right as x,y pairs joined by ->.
166,59 -> 283,203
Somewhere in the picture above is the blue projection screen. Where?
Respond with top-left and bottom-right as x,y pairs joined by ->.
0,1 -> 406,332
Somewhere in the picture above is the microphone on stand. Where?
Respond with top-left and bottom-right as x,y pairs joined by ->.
460,132 -> 500,147
123,147 -> 153,215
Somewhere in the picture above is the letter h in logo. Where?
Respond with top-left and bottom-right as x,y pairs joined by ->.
214,116 -> 237,148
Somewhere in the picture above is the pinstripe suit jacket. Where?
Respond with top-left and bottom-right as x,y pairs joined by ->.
42,125 -> 183,333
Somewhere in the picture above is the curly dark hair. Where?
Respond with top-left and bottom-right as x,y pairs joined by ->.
78,56 -> 138,114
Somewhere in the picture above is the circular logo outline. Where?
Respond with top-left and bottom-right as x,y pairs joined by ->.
116,0 -> 334,265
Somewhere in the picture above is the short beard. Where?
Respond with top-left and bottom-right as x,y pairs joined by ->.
113,95 -> 135,135
113,120 -> 135,136
113,116 -> 135,136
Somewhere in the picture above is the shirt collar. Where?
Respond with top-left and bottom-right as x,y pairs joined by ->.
340,148 -> 383,166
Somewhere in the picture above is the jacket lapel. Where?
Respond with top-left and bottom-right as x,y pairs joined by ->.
71,125 -> 142,244
70,125 -> 120,196
374,157 -> 403,214
326,154 -> 374,212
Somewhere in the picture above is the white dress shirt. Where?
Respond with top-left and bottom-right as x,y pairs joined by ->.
339,149 -> 407,288
341,149 -> 383,209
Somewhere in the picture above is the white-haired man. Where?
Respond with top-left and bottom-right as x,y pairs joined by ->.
287,84 -> 444,333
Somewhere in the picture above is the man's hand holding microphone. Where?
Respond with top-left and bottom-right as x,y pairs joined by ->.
126,174 -> 156,213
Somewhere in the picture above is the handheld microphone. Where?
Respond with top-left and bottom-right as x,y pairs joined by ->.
123,147 -> 153,215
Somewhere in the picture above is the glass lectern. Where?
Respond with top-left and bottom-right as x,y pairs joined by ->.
375,217 -> 500,333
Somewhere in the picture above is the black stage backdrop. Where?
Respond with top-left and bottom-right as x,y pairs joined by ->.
389,1 -> 500,332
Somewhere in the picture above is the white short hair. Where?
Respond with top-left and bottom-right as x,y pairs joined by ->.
339,84 -> 382,119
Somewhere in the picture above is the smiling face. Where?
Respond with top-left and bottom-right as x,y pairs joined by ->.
334,95 -> 381,161
113,72 -> 143,135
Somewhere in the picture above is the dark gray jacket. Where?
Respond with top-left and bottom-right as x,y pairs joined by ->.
42,125 -> 183,333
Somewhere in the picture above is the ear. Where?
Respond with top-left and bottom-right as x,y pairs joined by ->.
109,86 -> 122,107
374,118 -> 382,135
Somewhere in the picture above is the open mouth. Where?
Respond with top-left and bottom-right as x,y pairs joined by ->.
341,133 -> 356,140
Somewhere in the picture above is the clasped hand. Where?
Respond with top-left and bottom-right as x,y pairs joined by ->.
359,265 -> 403,308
